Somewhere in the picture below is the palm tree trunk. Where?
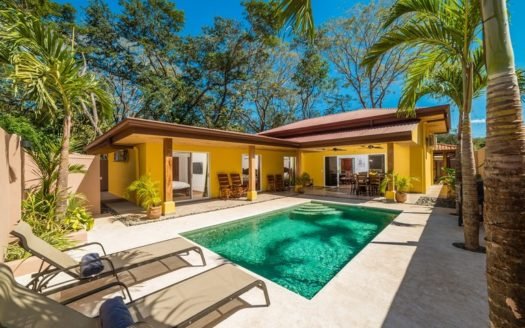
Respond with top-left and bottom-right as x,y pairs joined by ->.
461,64 -> 480,250
455,108 -> 463,221
481,0 -> 525,326
55,112 -> 72,221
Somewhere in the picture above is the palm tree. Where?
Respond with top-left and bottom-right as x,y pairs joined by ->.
362,0 -> 483,251
480,0 -> 525,326
0,8 -> 111,220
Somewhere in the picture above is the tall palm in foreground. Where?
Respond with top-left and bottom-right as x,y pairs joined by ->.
480,0 -> 525,326
362,0 -> 483,251
0,8 -> 111,220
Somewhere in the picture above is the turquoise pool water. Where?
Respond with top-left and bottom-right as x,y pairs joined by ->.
182,202 -> 399,299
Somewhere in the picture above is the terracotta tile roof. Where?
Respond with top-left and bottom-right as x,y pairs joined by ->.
260,109 -> 396,136
434,143 -> 457,151
284,122 -> 419,147
259,105 -> 449,138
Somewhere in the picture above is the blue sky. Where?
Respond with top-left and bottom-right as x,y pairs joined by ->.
57,0 -> 525,137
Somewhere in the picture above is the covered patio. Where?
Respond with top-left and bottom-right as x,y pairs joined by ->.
85,106 -> 450,217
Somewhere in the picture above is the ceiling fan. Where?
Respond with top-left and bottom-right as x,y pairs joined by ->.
322,147 -> 347,151
361,144 -> 383,149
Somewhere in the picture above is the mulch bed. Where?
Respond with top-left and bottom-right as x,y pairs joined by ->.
415,196 -> 456,208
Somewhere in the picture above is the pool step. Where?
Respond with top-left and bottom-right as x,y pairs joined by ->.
290,203 -> 342,219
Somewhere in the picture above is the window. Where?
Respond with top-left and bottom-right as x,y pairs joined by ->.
368,154 -> 385,173
113,150 -> 128,162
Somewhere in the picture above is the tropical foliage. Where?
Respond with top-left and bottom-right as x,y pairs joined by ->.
5,139 -> 94,261
362,0 -> 484,251
126,175 -> 162,210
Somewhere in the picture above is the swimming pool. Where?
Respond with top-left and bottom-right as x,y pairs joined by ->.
182,202 -> 399,299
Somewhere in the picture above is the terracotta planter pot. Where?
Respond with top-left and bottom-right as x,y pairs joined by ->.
147,206 -> 162,219
395,192 -> 408,203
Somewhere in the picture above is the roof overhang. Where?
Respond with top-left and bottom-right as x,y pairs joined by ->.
85,118 -> 300,154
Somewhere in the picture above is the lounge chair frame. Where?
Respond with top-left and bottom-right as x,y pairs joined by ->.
11,225 -> 206,297
0,263 -> 270,328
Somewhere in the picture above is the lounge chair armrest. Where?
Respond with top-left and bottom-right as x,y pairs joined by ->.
63,242 -> 107,256
61,281 -> 133,305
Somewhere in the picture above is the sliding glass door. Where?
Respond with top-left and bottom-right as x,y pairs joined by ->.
172,152 -> 209,202
325,156 -> 338,187
283,156 -> 296,187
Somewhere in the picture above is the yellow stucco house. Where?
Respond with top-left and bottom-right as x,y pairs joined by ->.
85,105 -> 450,215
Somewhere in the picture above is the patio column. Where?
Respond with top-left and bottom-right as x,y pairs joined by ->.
385,142 -> 395,201
163,138 -> 176,215
247,145 -> 257,201
296,149 -> 303,192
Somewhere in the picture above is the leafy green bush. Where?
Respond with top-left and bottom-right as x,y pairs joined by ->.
439,168 -> 456,192
5,138 -> 94,261
126,175 -> 162,210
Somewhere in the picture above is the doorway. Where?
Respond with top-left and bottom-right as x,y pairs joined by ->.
172,152 -> 209,202
325,156 -> 338,187
283,156 -> 296,187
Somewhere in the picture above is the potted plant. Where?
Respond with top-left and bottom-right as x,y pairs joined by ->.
394,175 -> 416,203
295,172 -> 311,193
126,175 -> 162,219
438,167 -> 456,199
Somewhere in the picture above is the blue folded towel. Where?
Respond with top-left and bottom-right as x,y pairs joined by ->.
99,296 -> 134,328
80,252 -> 104,277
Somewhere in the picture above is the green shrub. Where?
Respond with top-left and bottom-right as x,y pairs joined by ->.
126,175 -> 162,210
4,138 -> 94,262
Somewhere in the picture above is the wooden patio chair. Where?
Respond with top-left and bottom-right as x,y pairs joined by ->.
267,175 -> 276,192
217,173 -> 232,199
369,173 -> 382,196
230,173 -> 247,198
356,172 -> 369,196
275,174 -> 284,191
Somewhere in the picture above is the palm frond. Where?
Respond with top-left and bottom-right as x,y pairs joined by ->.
277,0 -> 314,41
383,0 -> 443,28
362,18 -> 462,71
398,50 -> 447,115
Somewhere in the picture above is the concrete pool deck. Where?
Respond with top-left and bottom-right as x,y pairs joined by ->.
16,192 -> 487,327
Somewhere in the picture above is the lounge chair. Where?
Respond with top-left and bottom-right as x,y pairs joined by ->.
217,173 -> 232,199
11,221 -> 206,295
0,263 -> 270,328
230,173 -> 247,198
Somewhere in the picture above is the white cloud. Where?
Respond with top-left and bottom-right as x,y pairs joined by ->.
471,118 -> 486,124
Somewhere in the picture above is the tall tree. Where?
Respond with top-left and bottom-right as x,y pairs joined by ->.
293,43 -> 333,119
363,0 -> 484,251
480,0 -> 525,326
321,0 -> 412,108
0,8 -> 111,220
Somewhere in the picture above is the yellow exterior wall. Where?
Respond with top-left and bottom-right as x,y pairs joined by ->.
170,143 -> 295,198
108,149 -> 138,198
108,120 -> 439,199
393,143 -> 411,178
